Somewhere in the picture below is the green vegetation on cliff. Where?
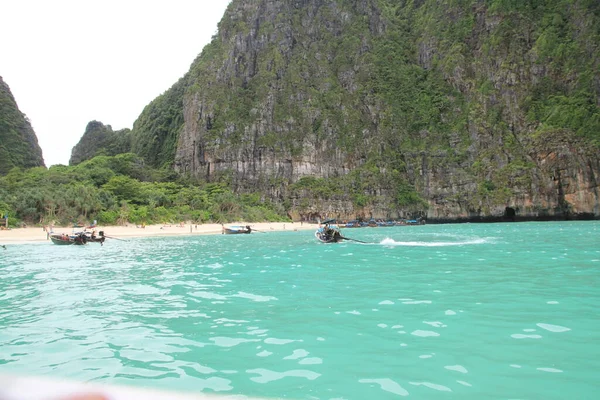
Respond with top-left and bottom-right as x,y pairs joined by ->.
129,77 -> 189,168
0,76 -> 45,174
69,121 -> 131,165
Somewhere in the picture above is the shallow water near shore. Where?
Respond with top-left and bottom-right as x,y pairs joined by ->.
1,221 -> 599,399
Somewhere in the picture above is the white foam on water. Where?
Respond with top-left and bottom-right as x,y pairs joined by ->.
347,310 -> 361,315
547,301 -> 559,304
299,357 -> 322,365
191,291 -> 227,300
283,349 -> 309,360
445,310 -> 457,315
216,318 -> 249,324
247,368 -> 320,383
256,350 -> 272,357
445,365 -> 468,374
232,291 -> 278,302
379,300 -> 394,305
247,329 -> 269,336
379,237 -> 489,247
537,367 -> 563,373
536,323 -> 571,333
510,334 -> 543,339
221,370 -> 236,374
424,321 -> 445,328
403,300 -> 432,305
264,338 -> 298,345
411,330 -> 440,337
186,362 -> 217,375
457,380 -> 472,387
210,337 -> 260,347
359,378 -> 409,396
377,324 -> 388,328
409,381 -> 452,392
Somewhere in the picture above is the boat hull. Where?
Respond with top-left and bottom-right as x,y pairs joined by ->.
50,234 -> 85,245
315,226 -> 343,243
223,229 -> 251,234
223,226 -> 252,234
50,236 -> 76,245
49,232 -> 106,245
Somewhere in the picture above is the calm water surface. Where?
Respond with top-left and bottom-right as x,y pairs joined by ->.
1,222 -> 599,399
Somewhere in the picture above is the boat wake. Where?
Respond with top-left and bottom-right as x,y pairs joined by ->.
379,237 -> 489,247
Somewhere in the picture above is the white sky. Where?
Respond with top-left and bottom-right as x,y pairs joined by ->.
1,0 -> 231,166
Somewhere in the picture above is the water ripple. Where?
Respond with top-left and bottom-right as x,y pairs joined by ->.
359,378 -> 409,396
1,223 -> 599,399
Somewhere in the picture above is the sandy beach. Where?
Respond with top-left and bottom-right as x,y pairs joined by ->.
0,222 -> 316,244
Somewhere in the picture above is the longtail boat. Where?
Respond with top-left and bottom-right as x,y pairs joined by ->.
315,219 -> 343,243
223,225 -> 252,234
50,231 -> 106,246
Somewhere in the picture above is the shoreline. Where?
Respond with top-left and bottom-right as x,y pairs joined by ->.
0,222 -> 316,245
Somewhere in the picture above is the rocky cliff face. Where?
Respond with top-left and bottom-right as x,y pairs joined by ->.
175,0 -> 381,182
136,0 -> 600,220
0,76 -> 45,174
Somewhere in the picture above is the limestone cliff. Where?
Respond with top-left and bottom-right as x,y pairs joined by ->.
0,76 -> 45,174
133,0 -> 600,221
69,121 -> 131,166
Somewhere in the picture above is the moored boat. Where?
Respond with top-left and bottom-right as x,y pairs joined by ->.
50,230 -> 106,246
223,225 -> 252,234
50,233 -> 79,245
344,220 -> 361,228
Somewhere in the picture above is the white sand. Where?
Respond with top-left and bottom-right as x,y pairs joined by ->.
0,222 -> 316,244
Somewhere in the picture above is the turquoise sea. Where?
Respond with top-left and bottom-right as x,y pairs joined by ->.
1,221 -> 599,399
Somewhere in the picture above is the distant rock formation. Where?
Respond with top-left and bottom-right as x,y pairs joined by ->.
0,76 -> 45,174
69,121 -> 131,165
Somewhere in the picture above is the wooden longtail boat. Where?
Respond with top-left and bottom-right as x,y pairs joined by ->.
315,219 -> 343,243
223,225 -> 252,234
50,231 -> 106,246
